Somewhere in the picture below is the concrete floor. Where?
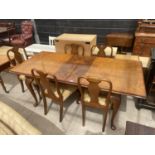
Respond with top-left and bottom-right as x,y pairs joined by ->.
1,71 -> 155,134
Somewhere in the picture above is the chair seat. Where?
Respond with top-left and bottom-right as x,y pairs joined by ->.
83,91 -> 108,106
19,74 -> 26,80
44,83 -> 77,101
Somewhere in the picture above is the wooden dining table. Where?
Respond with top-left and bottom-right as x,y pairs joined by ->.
9,52 -> 146,129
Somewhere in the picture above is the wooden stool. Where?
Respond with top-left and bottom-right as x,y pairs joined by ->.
106,33 -> 134,53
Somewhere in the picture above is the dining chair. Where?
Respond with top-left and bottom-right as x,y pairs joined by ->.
64,44 -> 85,56
78,76 -> 121,132
7,47 -> 28,92
31,69 -> 77,122
91,44 -> 117,58
7,47 -> 41,105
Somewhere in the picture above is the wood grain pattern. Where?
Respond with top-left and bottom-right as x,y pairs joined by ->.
10,52 -> 146,98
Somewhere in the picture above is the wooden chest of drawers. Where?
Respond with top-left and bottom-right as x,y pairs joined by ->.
133,32 -> 155,56
106,32 -> 134,48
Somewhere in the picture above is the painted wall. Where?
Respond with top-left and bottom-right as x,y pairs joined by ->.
0,19 -> 138,44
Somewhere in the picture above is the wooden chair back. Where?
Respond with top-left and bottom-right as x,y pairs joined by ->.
78,76 -> 112,108
31,69 -> 63,103
91,44 -> 113,58
7,47 -> 28,66
65,44 -> 85,56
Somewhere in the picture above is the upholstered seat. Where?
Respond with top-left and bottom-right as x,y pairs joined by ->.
0,101 -> 41,135
83,91 -> 108,106
19,74 -> 26,80
44,83 -> 77,101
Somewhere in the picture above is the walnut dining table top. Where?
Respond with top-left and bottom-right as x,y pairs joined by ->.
10,52 -> 146,98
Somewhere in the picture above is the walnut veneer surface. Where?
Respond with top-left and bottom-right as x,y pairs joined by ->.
10,52 -> 146,98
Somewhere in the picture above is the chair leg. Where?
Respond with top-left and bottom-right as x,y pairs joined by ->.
42,95 -> 48,115
33,83 -> 42,100
59,104 -> 63,122
25,78 -> 39,107
76,96 -> 80,104
0,76 -> 9,93
82,104 -> 86,126
18,76 -> 25,92
148,83 -> 153,95
102,109 -> 108,132
76,90 -> 81,104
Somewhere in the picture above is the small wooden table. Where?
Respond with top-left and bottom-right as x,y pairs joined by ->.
125,121 -> 155,135
0,55 -> 11,92
10,52 -> 146,129
55,33 -> 97,56
0,27 -> 8,34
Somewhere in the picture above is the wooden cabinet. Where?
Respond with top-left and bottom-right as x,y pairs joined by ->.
106,33 -> 134,48
133,20 -> 155,57
55,33 -> 97,56
133,33 -> 155,56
